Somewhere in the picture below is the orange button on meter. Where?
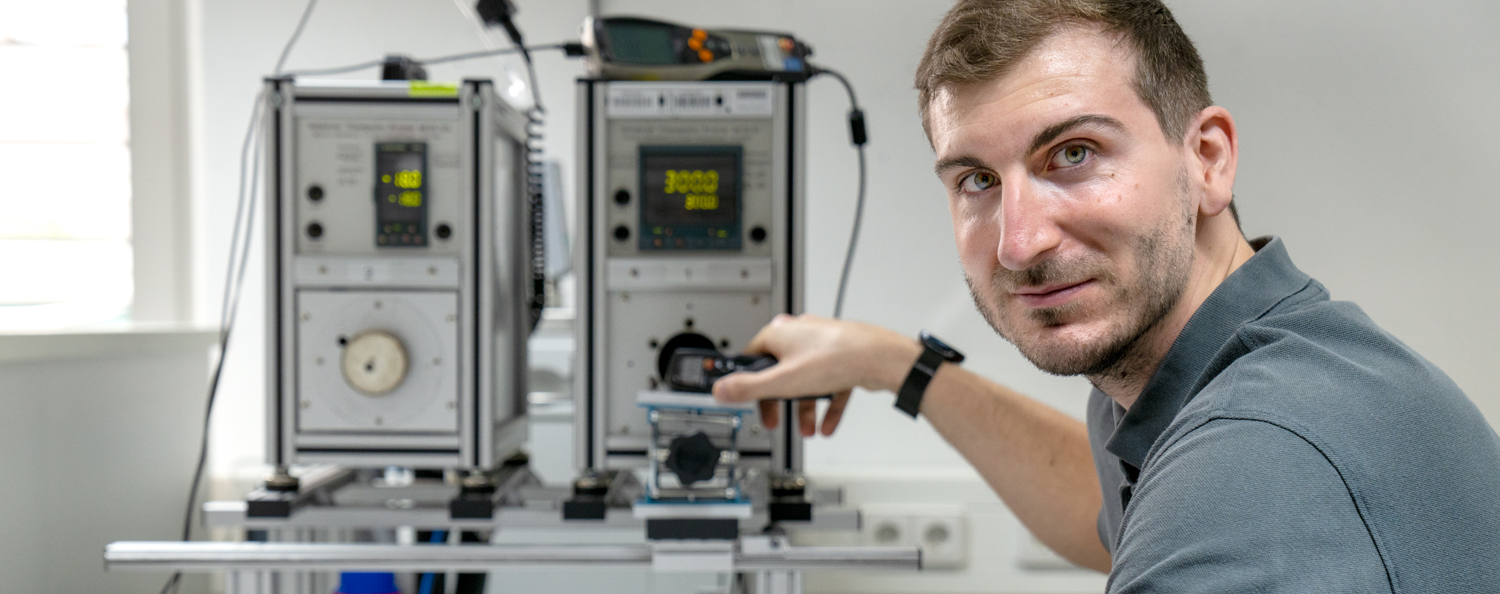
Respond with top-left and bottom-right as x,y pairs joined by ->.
691,29 -> 707,40
688,37 -> 703,50
698,49 -> 713,62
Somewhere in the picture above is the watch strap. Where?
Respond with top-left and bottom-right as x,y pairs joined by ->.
895,345 -> 948,418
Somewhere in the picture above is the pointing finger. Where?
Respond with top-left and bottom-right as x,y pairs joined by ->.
820,389 -> 853,436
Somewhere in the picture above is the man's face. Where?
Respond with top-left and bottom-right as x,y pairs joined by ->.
927,28 -> 1199,377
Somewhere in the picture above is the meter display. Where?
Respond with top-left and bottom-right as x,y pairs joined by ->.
603,20 -> 677,65
639,145 -> 742,250
375,142 -> 427,246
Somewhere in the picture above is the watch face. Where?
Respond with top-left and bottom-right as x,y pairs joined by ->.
920,331 -> 964,363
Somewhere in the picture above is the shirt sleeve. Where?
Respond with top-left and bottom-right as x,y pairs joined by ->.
1107,418 -> 1390,593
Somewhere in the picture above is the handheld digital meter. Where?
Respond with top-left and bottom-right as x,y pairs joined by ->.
581,16 -> 814,82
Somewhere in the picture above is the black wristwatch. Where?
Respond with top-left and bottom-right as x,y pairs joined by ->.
895,331 -> 964,418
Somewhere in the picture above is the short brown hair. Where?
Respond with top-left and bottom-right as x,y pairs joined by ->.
915,0 -> 1211,145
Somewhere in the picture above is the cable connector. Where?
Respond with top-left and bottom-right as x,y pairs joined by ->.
847,108 -> 867,147
475,0 -> 524,46
562,42 -> 586,57
380,54 -> 428,81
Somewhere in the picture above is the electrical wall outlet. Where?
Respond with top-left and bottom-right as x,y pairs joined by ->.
913,513 -> 966,569
859,504 -> 967,570
862,511 -> 913,547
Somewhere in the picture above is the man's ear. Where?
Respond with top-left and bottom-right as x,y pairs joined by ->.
1187,106 -> 1238,217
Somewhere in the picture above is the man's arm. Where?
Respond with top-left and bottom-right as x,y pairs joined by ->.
713,314 -> 1111,572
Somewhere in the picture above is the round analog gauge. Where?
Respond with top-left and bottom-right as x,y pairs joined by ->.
341,330 -> 409,396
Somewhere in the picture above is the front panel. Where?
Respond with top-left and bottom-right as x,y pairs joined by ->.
265,80 -> 531,469
577,80 -> 804,472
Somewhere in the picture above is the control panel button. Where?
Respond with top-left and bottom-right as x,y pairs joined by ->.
307,185 -> 324,201
435,223 -> 452,239
307,222 -> 324,239
614,189 -> 631,205
613,225 -> 631,241
749,226 -> 767,243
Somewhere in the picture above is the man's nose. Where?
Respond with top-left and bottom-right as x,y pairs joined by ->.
996,177 -> 1061,272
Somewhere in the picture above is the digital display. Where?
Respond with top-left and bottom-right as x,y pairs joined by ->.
640,146 -> 742,250
604,22 -> 679,65
374,142 -> 427,246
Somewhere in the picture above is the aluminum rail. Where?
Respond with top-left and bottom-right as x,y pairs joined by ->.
201,500 -> 862,532
104,541 -> 920,573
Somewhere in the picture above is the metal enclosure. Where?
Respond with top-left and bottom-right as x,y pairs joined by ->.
574,80 -> 807,476
264,79 -> 531,469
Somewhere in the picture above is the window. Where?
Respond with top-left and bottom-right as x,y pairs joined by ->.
0,1 -> 132,330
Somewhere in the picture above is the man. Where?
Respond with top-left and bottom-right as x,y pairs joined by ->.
714,0 -> 1500,590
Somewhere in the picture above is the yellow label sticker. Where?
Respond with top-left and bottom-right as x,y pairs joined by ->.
409,81 -> 459,98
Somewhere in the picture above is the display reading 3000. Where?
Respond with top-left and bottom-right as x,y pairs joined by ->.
664,169 -> 720,210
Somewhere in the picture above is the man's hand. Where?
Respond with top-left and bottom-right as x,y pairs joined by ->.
712,314 -> 921,437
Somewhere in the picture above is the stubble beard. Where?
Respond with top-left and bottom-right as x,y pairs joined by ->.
966,179 -> 1197,379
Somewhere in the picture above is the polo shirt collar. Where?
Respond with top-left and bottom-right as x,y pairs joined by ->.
1104,236 -> 1312,470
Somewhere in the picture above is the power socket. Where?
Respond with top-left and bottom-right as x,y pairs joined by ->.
913,513 -> 966,569
862,511 -> 913,547
859,504 -> 967,570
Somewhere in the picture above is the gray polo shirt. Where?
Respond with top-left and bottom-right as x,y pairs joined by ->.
1086,236 -> 1500,592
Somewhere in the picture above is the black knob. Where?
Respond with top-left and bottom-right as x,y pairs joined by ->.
613,225 -> 631,241
307,185 -> 324,201
750,226 -> 767,242
307,222 -> 323,239
614,189 -> 631,205
435,223 -> 452,239
665,431 -> 721,486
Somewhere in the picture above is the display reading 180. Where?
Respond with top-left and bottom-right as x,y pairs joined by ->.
640,146 -> 742,251
374,142 -> 428,247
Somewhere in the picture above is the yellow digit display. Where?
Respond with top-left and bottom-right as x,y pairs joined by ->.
664,169 -> 719,195
398,191 -> 422,207
684,194 -> 719,210
394,169 -> 422,189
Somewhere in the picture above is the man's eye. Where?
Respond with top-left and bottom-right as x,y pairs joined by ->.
1050,145 -> 1091,168
960,171 -> 998,193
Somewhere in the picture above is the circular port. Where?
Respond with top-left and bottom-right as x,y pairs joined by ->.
341,330 -> 409,396
306,222 -> 323,239
307,185 -> 324,201
614,189 -> 631,205
750,226 -> 767,242
613,225 -> 631,241
655,332 -> 717,380
435,223 -> 452,239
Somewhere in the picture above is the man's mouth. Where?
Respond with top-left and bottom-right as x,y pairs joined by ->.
1012,280 -> 1093,309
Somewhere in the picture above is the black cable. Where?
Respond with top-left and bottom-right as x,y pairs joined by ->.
813,66 -> 868,320
285,58 -> 385,77
517,57 -> 548,327
425,43 -> 566,68
158,89 -> 266,594
283,44 -> 569,79
160,0 -> 315,591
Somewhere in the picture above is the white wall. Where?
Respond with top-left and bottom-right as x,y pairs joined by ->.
185,0 -> 1500,590
0,330 -> 216,594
